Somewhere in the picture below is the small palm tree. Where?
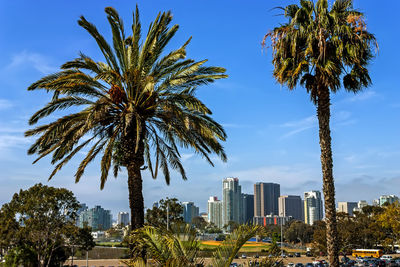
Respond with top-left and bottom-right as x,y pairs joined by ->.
265,0 -> 376,266
211,224 -> 265,267
25,6 -> 227,230
126,224 -> 265,267
125,224 -> 202,267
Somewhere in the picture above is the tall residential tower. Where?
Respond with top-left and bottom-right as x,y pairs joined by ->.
222,177 -> 242,225
304,191 -> 323,225
254,182 -> 280,217
278,195 -> 303,221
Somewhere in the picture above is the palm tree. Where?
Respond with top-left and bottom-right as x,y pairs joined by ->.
25,6 -> 227,230
126,224 -> 266,267
125,223 -> 202,267
265,0 -> 376,266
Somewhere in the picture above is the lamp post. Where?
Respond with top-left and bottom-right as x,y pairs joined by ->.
280,212 -> 284,258
167,202 -> 170,231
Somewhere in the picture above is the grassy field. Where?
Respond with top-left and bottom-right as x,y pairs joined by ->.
199,240 -> 271,252
199,241 -> 305,253
96,241 -> 124,247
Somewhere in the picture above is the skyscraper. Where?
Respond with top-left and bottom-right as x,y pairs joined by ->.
337,202 -> 357,216
222,177 -> 242,225
241,194 -> 254,223
304,191 -> 323,225
79,205 -> 113,230
117,212 -> 130,226
182,201 -> 199,223
208,196 -> 223,229
254,182 -> 280,217
278,195 -> 303,221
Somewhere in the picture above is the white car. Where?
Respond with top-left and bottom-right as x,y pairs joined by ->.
380,255 -> 392,262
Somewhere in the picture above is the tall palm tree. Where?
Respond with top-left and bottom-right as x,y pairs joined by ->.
265,0 -> 376,266
25,6 -> 227,230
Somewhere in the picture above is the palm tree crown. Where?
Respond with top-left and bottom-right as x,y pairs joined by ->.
26,6 -> 227,229
265,0 -> 376,100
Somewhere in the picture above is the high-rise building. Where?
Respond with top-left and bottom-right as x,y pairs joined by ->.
79,205 -> 113,230
278,195 -> 303,221
358,200 -> 368,209
304,191 -> 323,225
117,212 -> 130,226
208,196 -> 223,229
222,178 -> 242,225
241,194 -> 254,224
254,182 -> 280,217
182,201 -> 199,223
337,202 -> 358,216
76,203 -> 88,226
379,195 -> 399,206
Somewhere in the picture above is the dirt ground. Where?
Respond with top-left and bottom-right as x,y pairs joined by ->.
64,255 -> 339,266
66,254 -> 398,267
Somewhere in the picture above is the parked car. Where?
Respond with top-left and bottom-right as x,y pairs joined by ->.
294,252 -> 301,257
288,254 -> 294,258
306,251 -> 312,257
287,263 -> 295,267
305,263 -> 314,267
380,255 -> 392,263
295,263 -> 304,267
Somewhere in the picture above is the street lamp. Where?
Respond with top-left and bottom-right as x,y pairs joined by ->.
280,212 -> 284,258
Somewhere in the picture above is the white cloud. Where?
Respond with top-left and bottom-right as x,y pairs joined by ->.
346,90 -> 378,102
222,123 -> 252,128
7,50 -> 57,74
279,115 -> 317,139
0,135 -> 31,150
0,99 -> 13,110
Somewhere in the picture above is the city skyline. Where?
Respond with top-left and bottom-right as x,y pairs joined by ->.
1,1 -> 400,215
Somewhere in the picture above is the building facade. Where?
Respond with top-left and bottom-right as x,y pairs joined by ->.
337,202 -> 358,216
208,196 -> 223,229
254,182 -> 280,217
79,205 -> 112,230
222,178 -> 242,225
117,212 -> 130,226
253,215 -> 292,226
241,194 -> 254,224
379,195 -> 399,206
182,201 -> 199,223
304,191 -> 323,225
278,195 -> 303,221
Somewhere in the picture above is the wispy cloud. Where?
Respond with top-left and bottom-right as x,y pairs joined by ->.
0,135 -> 31,150
346,90 -> 379,102
222,123 -> 252,128
0,99 -> 13,110
279,115 -> 317,139
7,50 -> 57,74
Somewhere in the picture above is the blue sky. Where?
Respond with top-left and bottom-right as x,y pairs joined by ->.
1,0 -> 400,218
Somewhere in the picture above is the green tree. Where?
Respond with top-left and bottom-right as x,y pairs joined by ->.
0,184 -> 80,267
377,203 -> 400,251
145,198 -> 183,228
265,1 -> 377,265
285,220 -> 314,245
26,6 -> 227,230
191,216 -> 207,230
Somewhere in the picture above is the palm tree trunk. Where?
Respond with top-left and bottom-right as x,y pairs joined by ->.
127,161 -> 144,230
317,87 -> 339,267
